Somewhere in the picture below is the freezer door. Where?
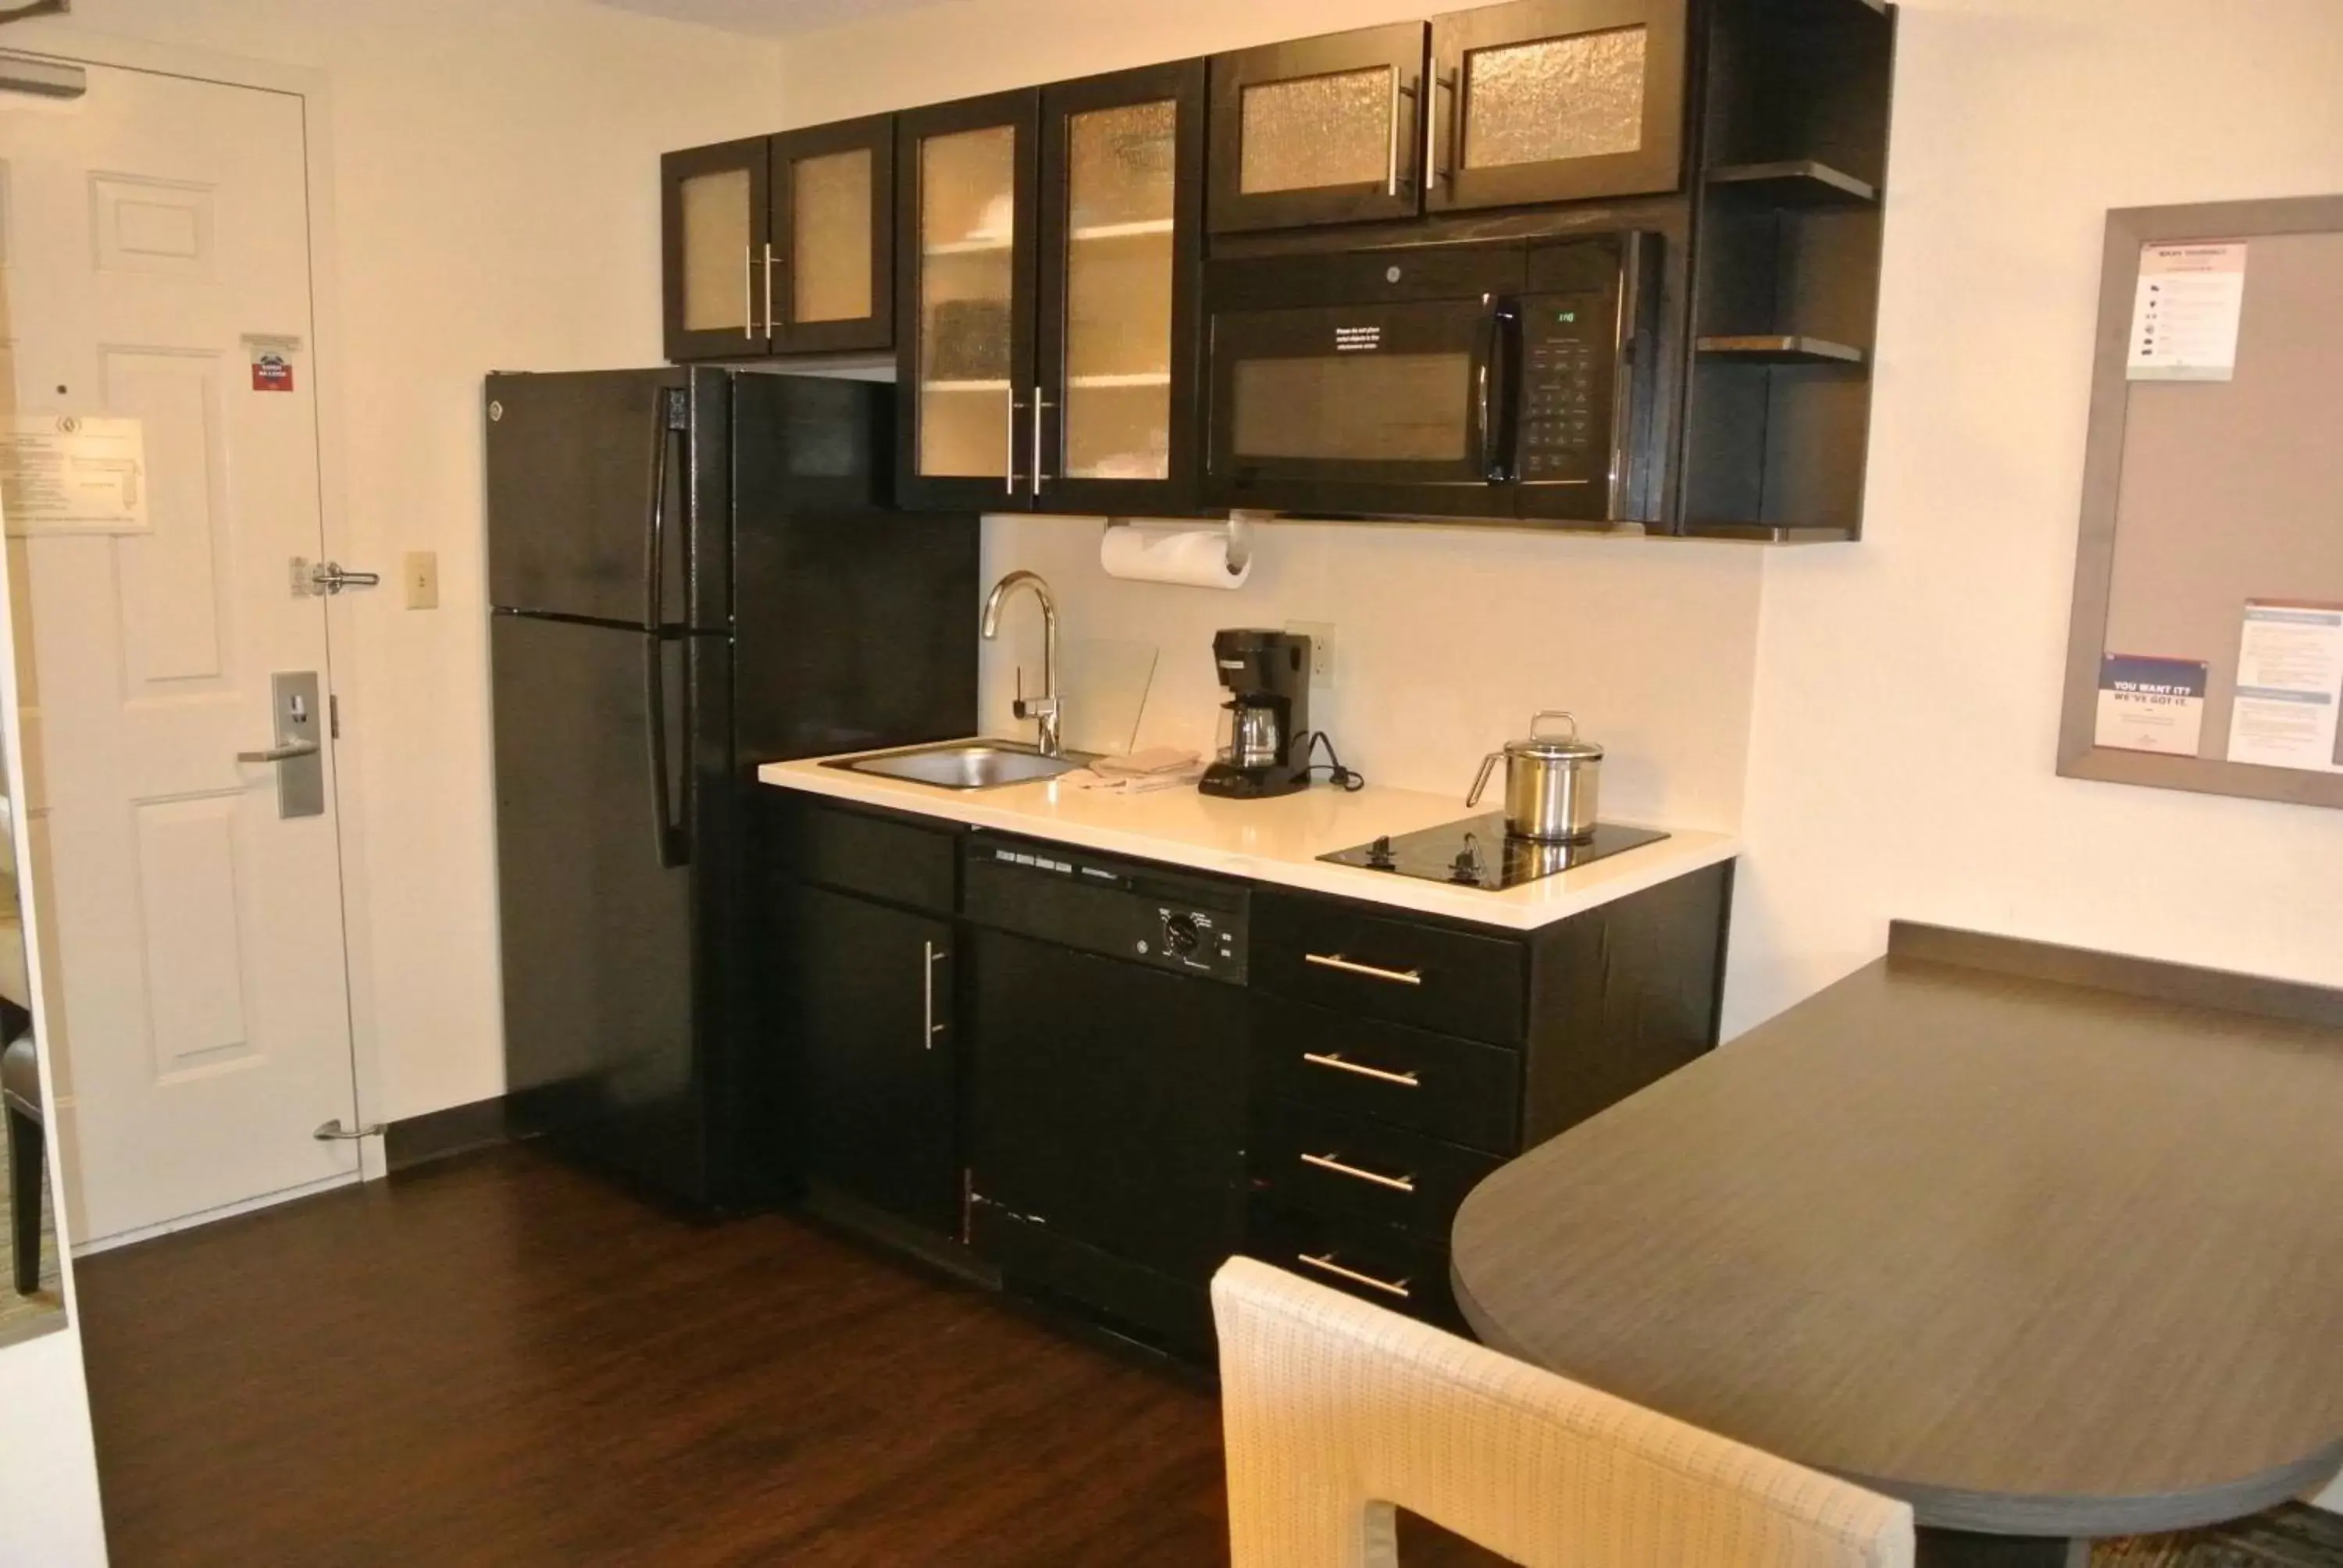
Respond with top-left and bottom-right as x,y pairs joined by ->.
492,613 -> 708,1197
730,373 -> 981,763
487,369 -> 694,627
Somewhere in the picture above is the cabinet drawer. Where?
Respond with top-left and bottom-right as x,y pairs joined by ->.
1253,891 -> 1527,1045
1246,1199 -> 1465,1333
1251,996 -> 1521,1154
1250,1100 -> 1501,1241
764,795 -> 957,913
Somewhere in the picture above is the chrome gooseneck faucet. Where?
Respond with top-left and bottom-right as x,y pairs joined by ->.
980,570 -> 1062,757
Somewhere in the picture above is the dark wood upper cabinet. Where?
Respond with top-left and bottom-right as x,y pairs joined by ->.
661,136 -> 771,362
895,66 -> 1206,515
1032,59 -> 1207,517
893,87 -> 1042,512
1427,0 -> 1689,212
662,119 -> 893,362
769,114 -> 895,355
1207,23 -> 1429,235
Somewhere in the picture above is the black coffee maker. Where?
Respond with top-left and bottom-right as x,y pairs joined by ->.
1200,628 -> 1312,799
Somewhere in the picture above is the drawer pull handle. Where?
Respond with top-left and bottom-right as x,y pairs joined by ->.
1302,1152 -> 1416,1193
1304,952 -> 1423,986
1297,1251 -> 1412,1299
1301,1051 -> 1420,1088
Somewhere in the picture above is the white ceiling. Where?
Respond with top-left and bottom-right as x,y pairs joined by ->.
587,0 -> 951,40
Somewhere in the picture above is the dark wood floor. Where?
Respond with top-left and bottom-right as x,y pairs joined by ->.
77,1144 -> 1492,1567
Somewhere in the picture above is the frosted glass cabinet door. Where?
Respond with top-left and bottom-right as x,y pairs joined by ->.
1427,0 -> 1687,212
894,88 -> 1040,511
662,137 -> 769,362
770,113 -> 894,355
1034,58 -> 1205,514
1207,22 -> 1428,234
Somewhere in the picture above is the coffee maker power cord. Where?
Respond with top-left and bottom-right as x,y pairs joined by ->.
1300,731 -> 1367,793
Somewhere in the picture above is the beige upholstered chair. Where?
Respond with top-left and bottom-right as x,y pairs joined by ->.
1212,1257 -> 1914,1568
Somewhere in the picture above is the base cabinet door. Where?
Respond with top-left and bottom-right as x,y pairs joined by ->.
778,883 -> 958,1234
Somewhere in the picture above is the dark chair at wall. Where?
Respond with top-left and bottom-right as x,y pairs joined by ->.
0,996 -> 42,1295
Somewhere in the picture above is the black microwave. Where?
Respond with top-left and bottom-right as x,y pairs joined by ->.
1203,233 -> 1660,525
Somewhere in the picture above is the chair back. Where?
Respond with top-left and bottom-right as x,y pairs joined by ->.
1212,1257 -> 1915,1568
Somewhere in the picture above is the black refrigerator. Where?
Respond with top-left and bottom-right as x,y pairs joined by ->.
485,368 -> 978,1207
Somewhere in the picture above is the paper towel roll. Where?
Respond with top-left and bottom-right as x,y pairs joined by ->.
1098,522 -> 1252,590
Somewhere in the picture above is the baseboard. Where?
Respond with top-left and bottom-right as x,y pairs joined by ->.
71,1171 -> 361,1256
383,1095 -> 518,1174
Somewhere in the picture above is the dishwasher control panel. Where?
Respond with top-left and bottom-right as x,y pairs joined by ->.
964,834 -> 1249,984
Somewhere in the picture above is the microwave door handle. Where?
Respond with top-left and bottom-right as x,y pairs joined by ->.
1477,299 -> 1517,484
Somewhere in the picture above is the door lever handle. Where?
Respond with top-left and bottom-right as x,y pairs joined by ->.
237,739 -> 321,764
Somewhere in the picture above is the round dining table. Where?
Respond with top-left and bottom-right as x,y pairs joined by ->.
1451,923 -> 2343,1568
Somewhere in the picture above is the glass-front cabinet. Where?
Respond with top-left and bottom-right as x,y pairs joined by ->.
662,116 -> 893,362
1427,0 -> 1687,212
897,66 -> 1204,515
1207,0 -> 1685,234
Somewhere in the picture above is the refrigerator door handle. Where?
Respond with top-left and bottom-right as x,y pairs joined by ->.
644,636 -> 687,870
643,387 -> 685,633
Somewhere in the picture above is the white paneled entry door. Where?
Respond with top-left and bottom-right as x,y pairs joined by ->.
0,61 -> 365,1244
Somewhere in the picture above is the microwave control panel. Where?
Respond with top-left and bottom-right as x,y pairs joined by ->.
1517,288 -> 1618,486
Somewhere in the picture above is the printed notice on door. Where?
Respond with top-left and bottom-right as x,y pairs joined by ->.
2225,600 -> 2343,772
2127,242 -> 2247,382
2095,654 -> 2207,754
0,415 -> 149,535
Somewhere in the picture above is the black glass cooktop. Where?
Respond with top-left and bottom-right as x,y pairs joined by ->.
1321,816 -> 1670,892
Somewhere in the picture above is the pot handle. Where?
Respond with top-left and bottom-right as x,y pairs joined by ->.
1531,710 -> 1578,740
1467,751 -> 1502,807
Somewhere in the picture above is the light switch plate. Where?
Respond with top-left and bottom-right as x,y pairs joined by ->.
403,551 -> 439,610
1285,620 -> 1336,687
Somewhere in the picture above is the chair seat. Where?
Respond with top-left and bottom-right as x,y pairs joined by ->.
2,1033 -> 41,1124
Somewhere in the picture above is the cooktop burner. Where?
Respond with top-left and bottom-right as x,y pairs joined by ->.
1321,816 -> 1670,892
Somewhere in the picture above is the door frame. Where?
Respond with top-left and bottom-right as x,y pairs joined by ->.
0,20 -> 390,1195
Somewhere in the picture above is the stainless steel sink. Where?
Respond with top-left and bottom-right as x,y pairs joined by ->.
827,740 -> 1084,790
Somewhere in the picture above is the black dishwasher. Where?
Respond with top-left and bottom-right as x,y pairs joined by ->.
962,833 -> 1248,1354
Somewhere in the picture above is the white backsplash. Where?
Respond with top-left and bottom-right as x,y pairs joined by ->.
977,515 -> 1765,831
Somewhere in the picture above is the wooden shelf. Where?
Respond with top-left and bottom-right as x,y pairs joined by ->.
1705,159 -> 1878,208
925,236 -> 1012,257
1696,334 -> 1867,366
1070,219 -> 1174,242
1068,372 -> 1170,389
920,379 -> 1011,393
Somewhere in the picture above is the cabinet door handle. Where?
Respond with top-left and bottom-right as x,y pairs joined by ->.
922,939 -> 948,1049
761,241 -> 777,337
1297,1251 -> 1411,1299
1301,1152 -> 1416,1193
1004,394 -> 1023,497
1424,69 -> 1450,191
1301,1051 -> 1419,1089
1030,383 -> 1051,497
1303,952 -> 1422,986
743,244 -> 755,340
1385,66 -> 1403,197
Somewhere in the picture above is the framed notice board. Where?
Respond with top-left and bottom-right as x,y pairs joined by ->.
2059,194 -> 2343,809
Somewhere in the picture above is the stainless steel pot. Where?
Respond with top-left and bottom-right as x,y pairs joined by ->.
1467,711 -> 1603,842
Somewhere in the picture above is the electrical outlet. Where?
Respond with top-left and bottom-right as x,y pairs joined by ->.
1285,620 -> 1336,687
403,551 -> 439,610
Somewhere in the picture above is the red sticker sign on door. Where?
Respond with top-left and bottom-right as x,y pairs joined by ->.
244,333 -> 302,393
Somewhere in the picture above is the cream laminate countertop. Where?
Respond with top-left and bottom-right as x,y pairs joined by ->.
757,744 -> 1737,932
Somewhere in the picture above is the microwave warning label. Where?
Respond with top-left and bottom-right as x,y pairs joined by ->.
1333,325 -> 1382,352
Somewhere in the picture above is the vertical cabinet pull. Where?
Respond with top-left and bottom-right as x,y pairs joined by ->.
1426,69 -> 1453,190
761,241 -> 777,337
1297,1252 -> 1412,1299
1384,66 -> 1403,197
922,940 -> 948,1050
1004,394 -> 1023,496
743,244 -> 755,340
1030,384 -> 1051,497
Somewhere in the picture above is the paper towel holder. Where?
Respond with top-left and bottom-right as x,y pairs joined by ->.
1104,513 -> 1257,576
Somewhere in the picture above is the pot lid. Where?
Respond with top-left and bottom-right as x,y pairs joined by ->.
1506,711 -> 1603,761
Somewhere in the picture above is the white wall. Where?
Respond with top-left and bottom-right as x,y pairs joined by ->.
1726,0 -> 2343,1032
12,0 -> 790,1121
